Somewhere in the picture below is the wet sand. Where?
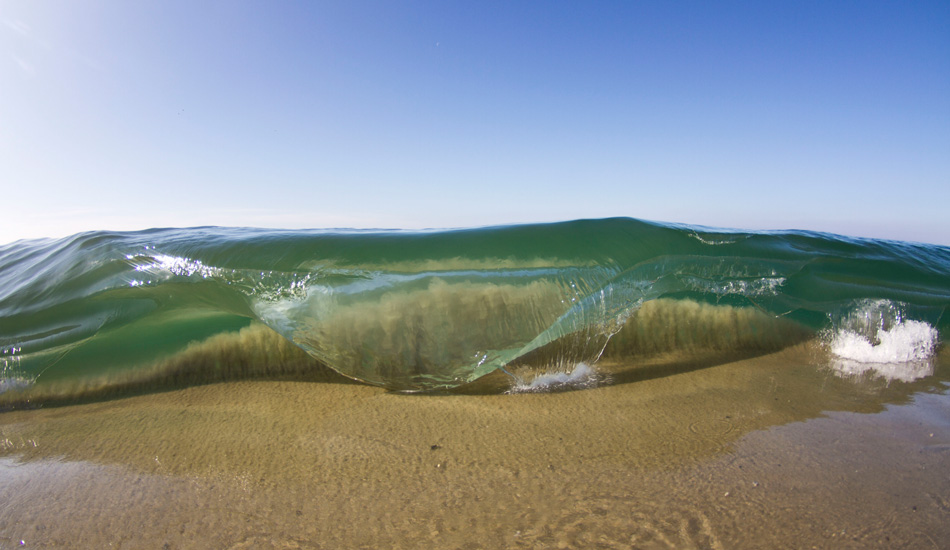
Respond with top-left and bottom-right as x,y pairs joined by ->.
1,345 -> 949,549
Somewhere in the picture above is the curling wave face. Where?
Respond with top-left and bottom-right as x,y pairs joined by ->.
1,218 -> 948,402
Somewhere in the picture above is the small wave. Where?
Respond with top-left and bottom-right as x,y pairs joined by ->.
507,362 -> 604,393
2,219 -> 948,397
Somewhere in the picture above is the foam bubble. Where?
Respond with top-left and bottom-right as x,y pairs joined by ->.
507,362 -> 602,393
828,356 -> 934,383
830,320 -> 938,364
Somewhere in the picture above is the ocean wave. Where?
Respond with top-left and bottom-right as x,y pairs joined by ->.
0,218 -> 948,400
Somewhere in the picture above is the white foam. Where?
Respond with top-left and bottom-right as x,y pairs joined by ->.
830,320 -> 938,364
508,362 -> 601,393
828,319 -> 939,382
828,357 -> 934,383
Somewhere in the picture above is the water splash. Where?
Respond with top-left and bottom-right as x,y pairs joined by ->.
507,363 -> 605,393
826,299 -> 940,382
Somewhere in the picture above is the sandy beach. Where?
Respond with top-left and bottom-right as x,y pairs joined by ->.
3,0 -> 948,547
1,343 -> 948,549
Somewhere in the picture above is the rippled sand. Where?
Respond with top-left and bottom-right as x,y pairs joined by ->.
1,344 -> 948,549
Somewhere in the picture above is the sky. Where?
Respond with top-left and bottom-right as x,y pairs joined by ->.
2,0 -> 949,246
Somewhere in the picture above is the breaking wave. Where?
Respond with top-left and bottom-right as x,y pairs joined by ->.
0,218 -> 947,404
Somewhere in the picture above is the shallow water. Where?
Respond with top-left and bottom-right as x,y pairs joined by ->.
1,344 -> 947,549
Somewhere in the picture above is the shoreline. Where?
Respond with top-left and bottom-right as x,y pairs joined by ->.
1,346 -> 948,548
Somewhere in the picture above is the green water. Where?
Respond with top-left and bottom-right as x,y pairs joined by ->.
1,218 -> 947,402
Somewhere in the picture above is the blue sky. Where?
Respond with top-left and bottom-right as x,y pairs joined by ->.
2,1 -> 949,245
